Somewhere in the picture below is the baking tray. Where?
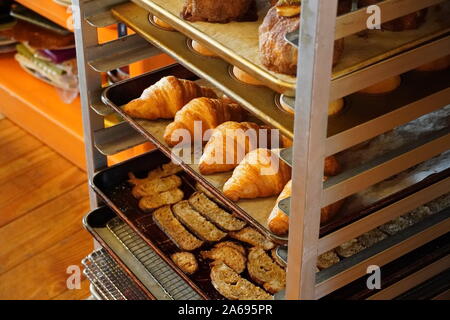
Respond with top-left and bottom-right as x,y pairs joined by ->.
101,63 -> 450,241
91,149 -> 285,300
83,206 -> 155,300
101,63 -> 287,242
131,0 -> 450,95
83,206 -> 202,300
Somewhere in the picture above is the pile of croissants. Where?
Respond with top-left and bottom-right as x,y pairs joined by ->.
123,76 -> 344,236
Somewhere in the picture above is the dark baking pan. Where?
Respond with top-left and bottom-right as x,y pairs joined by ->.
102,63 -> 287,244
91,149 -> 279,300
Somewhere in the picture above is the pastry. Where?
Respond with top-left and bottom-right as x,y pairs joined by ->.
229,227 -> 275,250
182,0 -> 258,23
358,0 -> 428,31
335,239 -> 366,258
152,16 -> 175,31
223,148 -> 291,201
232,66 -> 264,86
415,55 -> 450,72
171,252 -> 199,274
128,162 -> 183,186
259,1 -> 350,76
138,188 -> 184,212
247,247 -> 286,294
199,122 -> 278,175
267,180 -> 345,236
201,245 -> 247,273
188,192 -> 247,231
357,229 -> 388,248
358,75 -> 401,94
379,216 -> 414,236
214,241 -> 246,255
191,40 -> 217,57
172,201 -> 227,242
164,97 -> 246,147
210,263 -> 273,300
123,76 -> 217,120
317,250 -> 340,270
131,175 -> 182,199
279,97 -> 346,117
153,206 -> 204,251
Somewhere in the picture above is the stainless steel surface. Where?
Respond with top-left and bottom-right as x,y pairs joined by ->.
83,207 -> 201,300
73,0 -> 107,208
315,208 -> 450,298
286,0 -> 339,300
94,121 -> 147,156
86,11 -> 119,28
111,4 -> 294,138
323,128 -> 450,206
88,34 -> 160,72
83,0 -> 126,27
83,249 -> 148,300
107,218 -> 201,300
335,0 -> 446,40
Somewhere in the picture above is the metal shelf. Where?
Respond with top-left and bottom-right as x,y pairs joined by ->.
88,34 -> 160,72
83,206 -> 201,300
94,122 -> 147,156
73,0 -> 450,300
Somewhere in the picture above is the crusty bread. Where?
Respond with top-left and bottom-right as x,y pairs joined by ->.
335,239 -> 366,258
153,206 -> 204,251
271,248 -> 286,268
153,16 -> 176,31
195,183 -> 220,203
229,227 -> 275,250
172,201 -> 227,242
128,162 -> 182,186
132,175 -> 182,199
358,76 -> 401,95
247,247 -> 286,294
214,241 -> 246,255
210,263 -> 273,300
317,250 -> 340,270
201,245 -> 247,273
191,40 -> 217,57
138,188 -> 184,212
357,229 -> 388,248
171,252 -> 198,274
188,192 -> 246,231
232,66 -> 263,86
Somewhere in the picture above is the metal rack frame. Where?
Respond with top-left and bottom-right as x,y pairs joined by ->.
73,0 -> 450,299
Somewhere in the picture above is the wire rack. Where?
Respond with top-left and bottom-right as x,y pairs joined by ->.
82,249 -> 148,300
107,217 -> 201,300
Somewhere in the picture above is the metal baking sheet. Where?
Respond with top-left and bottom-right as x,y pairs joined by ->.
83,206 -> 201,300
132,0 -> 450,95
101,64 -> 285,242
91,149 -> 283,300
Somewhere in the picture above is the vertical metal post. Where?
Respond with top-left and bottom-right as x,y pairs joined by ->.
286,0 -> 338,299
72,0 -> 107,208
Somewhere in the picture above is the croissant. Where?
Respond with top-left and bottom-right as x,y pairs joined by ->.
199,122 -> 279,175
223,149 -> 291,201
123,76 -> 217,120
267,179 -> 345,236
163,97 -> 246,147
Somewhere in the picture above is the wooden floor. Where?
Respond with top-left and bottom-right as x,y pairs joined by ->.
0,118 -> 92,300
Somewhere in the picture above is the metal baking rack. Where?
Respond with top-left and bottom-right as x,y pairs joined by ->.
73,0 -> 450,299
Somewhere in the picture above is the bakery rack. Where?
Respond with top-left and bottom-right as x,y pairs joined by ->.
73,0 -> 450,299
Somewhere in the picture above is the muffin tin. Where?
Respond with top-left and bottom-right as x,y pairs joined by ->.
129,0 -> 450,96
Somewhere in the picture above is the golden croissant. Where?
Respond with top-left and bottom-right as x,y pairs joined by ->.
163,97 -> 246,147
223,148 -> 291,201
267,179 -> 345,236
198,122 -> 279,175
123,76 -> 217,120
